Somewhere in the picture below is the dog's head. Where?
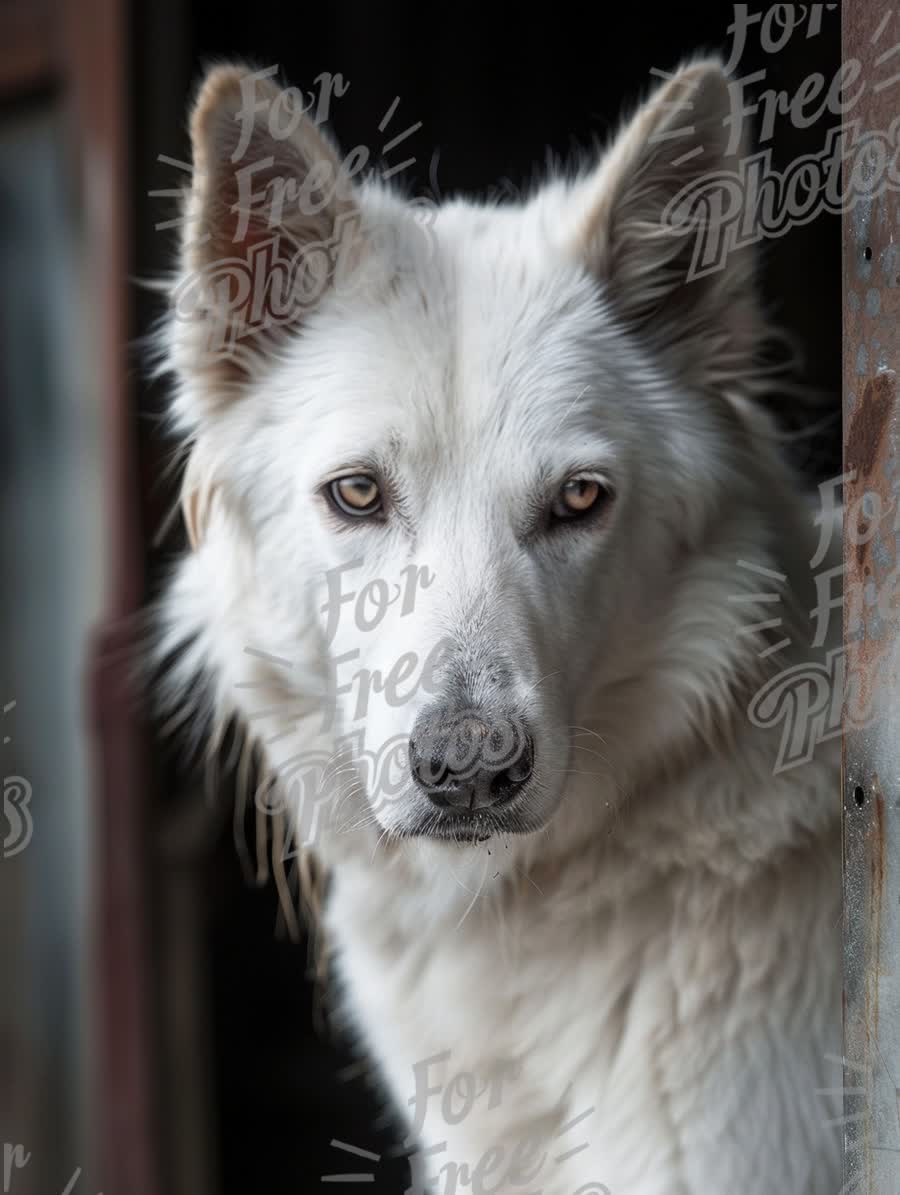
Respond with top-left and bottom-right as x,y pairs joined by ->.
160,60 -> 787,854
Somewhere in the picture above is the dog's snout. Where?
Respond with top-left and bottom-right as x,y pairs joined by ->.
409,707 -> 534,811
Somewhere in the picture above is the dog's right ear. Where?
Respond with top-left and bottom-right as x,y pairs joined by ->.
173,63 -> 362,382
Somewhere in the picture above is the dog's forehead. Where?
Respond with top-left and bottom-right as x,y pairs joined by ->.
419,208 -> 612,388
271,203 -> 638,474
400,220 -> 636,458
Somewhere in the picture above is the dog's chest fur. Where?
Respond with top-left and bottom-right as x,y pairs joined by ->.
327,742 -> 842,1195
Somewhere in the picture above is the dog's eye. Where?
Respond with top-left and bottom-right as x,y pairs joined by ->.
551,476 -> 609,521
327,475 -> 383,518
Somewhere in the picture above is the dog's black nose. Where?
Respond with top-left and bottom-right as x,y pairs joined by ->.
408,708 -> 534,811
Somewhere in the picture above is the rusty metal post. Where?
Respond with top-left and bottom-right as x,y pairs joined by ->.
842,5 -> 900,1193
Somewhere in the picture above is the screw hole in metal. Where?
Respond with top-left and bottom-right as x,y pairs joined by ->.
853,784 -> 866,807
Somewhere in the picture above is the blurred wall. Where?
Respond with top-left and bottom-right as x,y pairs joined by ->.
0,96 -> 105,1194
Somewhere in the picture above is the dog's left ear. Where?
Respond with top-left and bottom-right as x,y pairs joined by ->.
568,60 -> 756,389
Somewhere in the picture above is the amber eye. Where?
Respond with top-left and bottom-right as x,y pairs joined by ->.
327,475 -> 383,518
551,476 -> 609,521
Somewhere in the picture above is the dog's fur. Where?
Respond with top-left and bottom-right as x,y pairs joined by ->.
156,59 -> 842,1194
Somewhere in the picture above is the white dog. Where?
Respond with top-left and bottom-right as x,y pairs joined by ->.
156,57 -> 842,1194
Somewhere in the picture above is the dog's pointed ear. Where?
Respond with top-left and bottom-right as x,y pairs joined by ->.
568,60 -> 756,388
176,63 -> 362,378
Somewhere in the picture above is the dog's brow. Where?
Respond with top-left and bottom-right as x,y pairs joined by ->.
385,430 -> 406,463
360,432 -> 405,481
322,432 -> 406,481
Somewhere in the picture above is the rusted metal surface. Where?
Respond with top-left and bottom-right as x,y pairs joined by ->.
842,5 -> 900,1192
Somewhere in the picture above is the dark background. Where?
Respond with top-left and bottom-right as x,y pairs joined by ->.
129,5 -> 841,1194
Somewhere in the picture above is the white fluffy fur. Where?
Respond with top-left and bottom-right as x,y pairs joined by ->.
156,60 -> 842,1193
